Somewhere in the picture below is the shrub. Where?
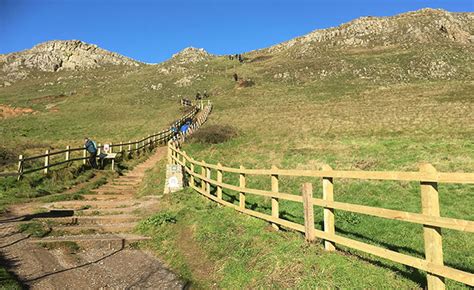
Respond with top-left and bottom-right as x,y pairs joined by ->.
190,125 -> 238,144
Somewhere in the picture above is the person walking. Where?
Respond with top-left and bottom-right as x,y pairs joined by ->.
84,137 -> 98,169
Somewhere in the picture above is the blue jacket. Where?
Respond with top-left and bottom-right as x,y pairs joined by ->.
85,140 -> 97,154
180,124 -> 189,133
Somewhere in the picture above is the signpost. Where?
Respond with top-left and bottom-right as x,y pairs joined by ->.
164,164 -> 183,194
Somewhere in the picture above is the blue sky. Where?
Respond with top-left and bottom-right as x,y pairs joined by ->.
0,0 -> 472,63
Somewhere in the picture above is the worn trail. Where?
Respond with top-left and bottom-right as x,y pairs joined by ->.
0,147 -> 184,289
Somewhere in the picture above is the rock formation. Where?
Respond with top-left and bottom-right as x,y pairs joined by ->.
171,47 -> 212,64
0,40 -> 141,82
266,9 -> 473,55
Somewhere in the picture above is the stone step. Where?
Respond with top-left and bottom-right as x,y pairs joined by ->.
35,215 -> 141,225
91,188 -> 135,194
82,194 -> 132,201
95,185 -> 136,191
29,233 -> 151,249
52,222 -> 137,234
44,200 -> 143,210
111,181 -> 141,186
76,198 -> 160,216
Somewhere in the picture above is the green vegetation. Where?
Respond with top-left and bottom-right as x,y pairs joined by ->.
1,12 -> 473,288
0,268 -> 22,290
139,188 -> 426,288
18,222 -> 51,238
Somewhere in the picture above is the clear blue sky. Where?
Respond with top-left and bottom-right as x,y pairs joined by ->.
0,0 -> 472,63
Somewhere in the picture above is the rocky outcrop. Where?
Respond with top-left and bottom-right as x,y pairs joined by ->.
266,9 -> 473,55
171,47 -> 212,64
0,40 -> 141,80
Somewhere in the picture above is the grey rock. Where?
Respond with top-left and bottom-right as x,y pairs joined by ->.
0,40 -> 141,79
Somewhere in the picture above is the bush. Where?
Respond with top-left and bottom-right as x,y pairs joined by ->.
190,125 -> 238,144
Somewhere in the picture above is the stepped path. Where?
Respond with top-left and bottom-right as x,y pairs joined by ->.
0,147 -> 185,289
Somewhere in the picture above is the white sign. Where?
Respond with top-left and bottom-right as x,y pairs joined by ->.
164,164 -> 184,194
169,176 -> 179,188
103,143 -> 110,153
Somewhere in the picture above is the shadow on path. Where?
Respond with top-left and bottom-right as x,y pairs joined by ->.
25,247 -> 124,283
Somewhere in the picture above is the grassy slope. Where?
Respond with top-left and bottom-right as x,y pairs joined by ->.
175,46 -> 473,288
1,40 -> 473,288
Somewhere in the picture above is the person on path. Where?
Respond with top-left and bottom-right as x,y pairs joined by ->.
84,137 -> 98,169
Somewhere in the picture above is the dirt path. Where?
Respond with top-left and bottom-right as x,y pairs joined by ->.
0,147 -> 185,289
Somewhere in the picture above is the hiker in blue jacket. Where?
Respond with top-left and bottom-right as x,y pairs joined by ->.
180,122 -> 190,134
84,137 -> 98,169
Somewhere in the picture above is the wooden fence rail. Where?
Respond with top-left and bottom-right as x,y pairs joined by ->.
1,104 -> 203,179
167,141 -> 474,288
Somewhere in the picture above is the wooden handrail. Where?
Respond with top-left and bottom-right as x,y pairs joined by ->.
168,131 -> 474,288
8,103 -> 202,179
170,146 -> 474,184
173,154 -> 474,233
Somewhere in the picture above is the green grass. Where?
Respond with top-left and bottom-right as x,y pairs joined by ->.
18,221 -> 51,238
1,41 -> 472,288
139,188 -> 425,288
0,165 -> 97,213
0,268 -> 22,290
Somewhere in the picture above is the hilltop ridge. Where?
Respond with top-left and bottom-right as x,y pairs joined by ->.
0,40 -> 141,81
0,8 -> 472,87
263,8 -> 473,56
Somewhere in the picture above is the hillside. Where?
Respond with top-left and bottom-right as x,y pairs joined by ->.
0,8 -> 473,289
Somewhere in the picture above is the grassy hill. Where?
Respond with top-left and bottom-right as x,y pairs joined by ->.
0,8 -> 473,289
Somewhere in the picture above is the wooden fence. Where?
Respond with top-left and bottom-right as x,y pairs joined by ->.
167,141 -> 474,289
0,105 -> 201,179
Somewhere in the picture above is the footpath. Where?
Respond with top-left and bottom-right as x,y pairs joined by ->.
0,147 -> 185,289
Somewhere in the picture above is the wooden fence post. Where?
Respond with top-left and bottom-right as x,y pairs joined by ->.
135,140 -> 138,152
182,151 -> 187,169
98,143 -> 101,155
239,165 -> 246,209
302,183 -> 316,242
217,163 -> 223,200
119,142 -> 123,152
322,164 -> 336,251
83,146 -> 87,165
17,155 -> 23,181
190,161 -> 195,187
167,143 -> 172,165
420,163 -> 445,290
44,150 -> 49,174
128,141 -> 132,152
110,142 -> 113,153
206,165 -> 211,195
65,146 -> 70,161
201,161 -> 206,192
271,165 -> 279,230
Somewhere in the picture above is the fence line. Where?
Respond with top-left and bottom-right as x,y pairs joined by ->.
167,139 -> 474,288
1,100 -> 210,179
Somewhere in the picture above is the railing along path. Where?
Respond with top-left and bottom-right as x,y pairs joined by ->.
0,100 -> 209,179
167,104 -> 473,289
